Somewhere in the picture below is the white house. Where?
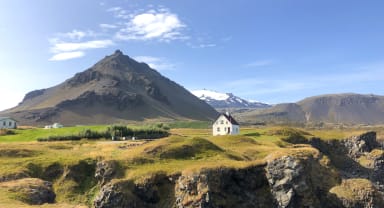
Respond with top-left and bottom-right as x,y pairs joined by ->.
212,112 -> 240,136
44,123 -> 64,129
0,117 -> 17,129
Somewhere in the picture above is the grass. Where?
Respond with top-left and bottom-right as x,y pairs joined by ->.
0,126 -> 108,142
0,125 -> 383,207
330,178 -> 375,200
167,120 -> 212,129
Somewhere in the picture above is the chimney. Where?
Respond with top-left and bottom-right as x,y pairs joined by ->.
226,111 -> 230,116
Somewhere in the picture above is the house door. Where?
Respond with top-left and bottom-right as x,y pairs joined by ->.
227,127 -> 230,134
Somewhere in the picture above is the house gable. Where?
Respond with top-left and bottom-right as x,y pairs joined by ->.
0,117 -> 17,129
212,113 -> 240,136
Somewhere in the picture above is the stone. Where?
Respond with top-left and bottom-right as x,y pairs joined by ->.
0,178 -> 55,205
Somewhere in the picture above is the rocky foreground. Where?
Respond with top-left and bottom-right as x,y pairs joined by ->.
1,131 -> 384,208
92,132 -> 384,208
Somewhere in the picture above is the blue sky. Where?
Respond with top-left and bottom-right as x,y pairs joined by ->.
1,0 -> 384,110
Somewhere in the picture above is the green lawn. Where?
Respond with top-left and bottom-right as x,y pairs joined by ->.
0,125 -> 381,207
0,126 -> 108,142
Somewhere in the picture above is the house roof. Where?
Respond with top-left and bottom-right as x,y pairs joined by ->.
217,113 -> 239,125
0,117 -> 17,122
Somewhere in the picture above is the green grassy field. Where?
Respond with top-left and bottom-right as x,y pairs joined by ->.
0,126 -> 108,142
0,124 -> 383,207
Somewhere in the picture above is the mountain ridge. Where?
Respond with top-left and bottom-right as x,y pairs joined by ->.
235,93 -> 384,125
191,89 -> 271,109
1,50 -> 218,125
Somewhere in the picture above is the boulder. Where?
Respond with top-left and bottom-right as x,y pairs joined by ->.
95,160 -> 119,185
0,178 -> 55,205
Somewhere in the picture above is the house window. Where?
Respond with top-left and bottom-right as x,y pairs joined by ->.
217,127 -> 220,132
226,121 -> 228,124
220,120 -> 224,124
9,121 -> 12,126
3,121 -> 5,126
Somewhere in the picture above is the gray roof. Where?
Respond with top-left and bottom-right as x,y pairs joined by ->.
0,117 -> 16,121
216,113 -> 239,125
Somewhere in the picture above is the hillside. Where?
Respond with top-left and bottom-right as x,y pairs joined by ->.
0,50 -> 218,125
191,89 -> 270,109
235,93 -> 384,125
1,127 -> 384,207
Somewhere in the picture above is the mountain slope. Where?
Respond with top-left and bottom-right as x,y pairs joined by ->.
1,50 -> 218,125
236,93 -> 384,125
191,89 -> 270,109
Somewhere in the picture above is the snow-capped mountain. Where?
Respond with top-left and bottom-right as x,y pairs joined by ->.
191,89 -> 271,109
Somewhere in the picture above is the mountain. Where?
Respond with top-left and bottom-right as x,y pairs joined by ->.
0,50 -> 218,125
236,93 -> 384,125
191,89 -> 270,109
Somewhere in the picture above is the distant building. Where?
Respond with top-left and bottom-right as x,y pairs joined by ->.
212,112 -> 240,136
0,117 -> 17,129
44,123 -> 64,129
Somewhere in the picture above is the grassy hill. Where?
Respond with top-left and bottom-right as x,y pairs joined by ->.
0,124 -> 384,207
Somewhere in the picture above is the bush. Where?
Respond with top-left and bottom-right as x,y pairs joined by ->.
37,135 -> 81,142
0,129 -> 15,136
107,125 -> 169,140
37,125 -> 170,142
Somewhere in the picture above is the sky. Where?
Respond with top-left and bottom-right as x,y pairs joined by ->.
1,0 -> 384,110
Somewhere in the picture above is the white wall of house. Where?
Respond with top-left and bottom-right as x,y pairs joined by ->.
0,118 -> 17,129
212,115 -> 240,136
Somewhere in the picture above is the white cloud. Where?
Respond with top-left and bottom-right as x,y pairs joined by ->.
189,43 -> 216,49
64,30 -> 87,40
50,39 -> 114,53
133,56 -> 175,71
49,51 -> 85,61
100,23 -> 118,29
115,9 -> 187,41
244,60 -> 274,68
107,6 -> 131,19
107,7 -> 122,12
56,29 -> 97,40
48,6 -> 188,61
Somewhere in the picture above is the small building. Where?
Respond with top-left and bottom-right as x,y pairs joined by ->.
44,123 -> 64,129
212,112 -> 240,136
0,117 -> 17,129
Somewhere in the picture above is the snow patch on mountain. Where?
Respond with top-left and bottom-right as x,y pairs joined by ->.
192,89 -> 229,101
191,89 -> 271,109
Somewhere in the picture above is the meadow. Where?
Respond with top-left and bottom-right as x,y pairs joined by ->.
0,122 -> 383,207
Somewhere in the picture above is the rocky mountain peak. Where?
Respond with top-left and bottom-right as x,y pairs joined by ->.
1,50 -> 218,125
114,49 -> 123,56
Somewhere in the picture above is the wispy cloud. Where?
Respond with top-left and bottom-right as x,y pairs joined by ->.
189,43 -> 216,49
133,56 -> 175,71
49,28 -> 114,61
107,6 -> 131,19
244,60 -> 274,68
50,39 -> 114,53
115,8 -> 188,41
49,51 -> 85,61
56,29 -> 97,40
49,38 -> 114,61
48,6 -> 189,61
99,23 -> 118,29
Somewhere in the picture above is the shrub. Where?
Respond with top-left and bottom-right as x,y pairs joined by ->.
37,125 -> 169,142
0,129 -> 15,136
